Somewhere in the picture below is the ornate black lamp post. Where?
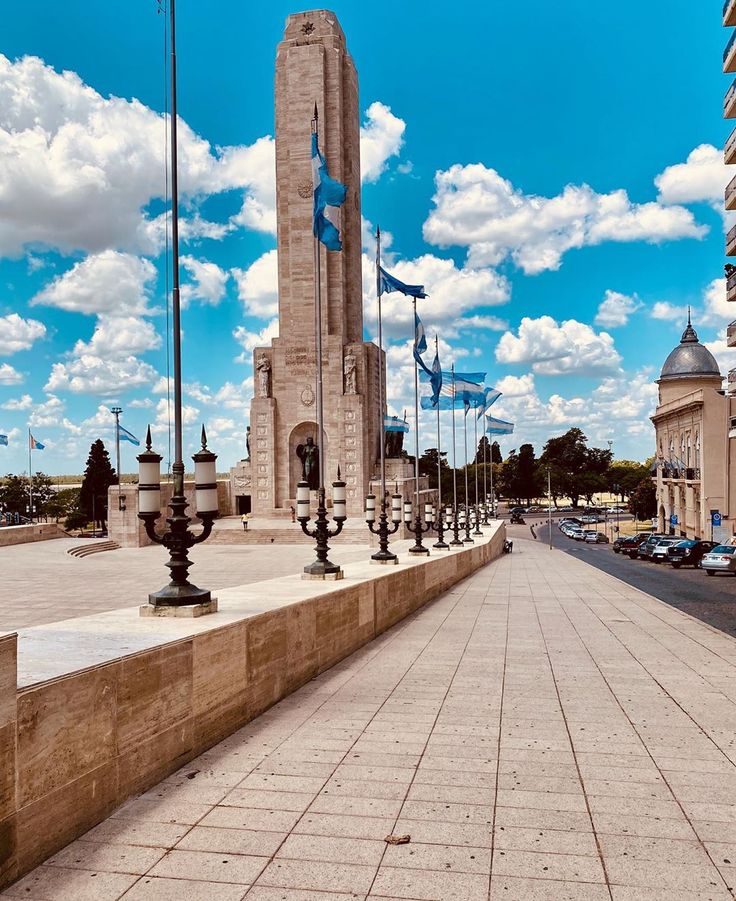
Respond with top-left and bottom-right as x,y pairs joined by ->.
404,499 -> 432,555
473,504 -> 483,536
461,507 -> 473,544
448,504 -> 463,547
432,503 -> 450,550
365,490 -> 402,563
297,470 -> 347,579
137,426 -> 219,607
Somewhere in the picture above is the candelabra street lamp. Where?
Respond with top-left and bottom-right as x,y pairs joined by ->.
473,504 -> 483,536
137,425 -> 219,608
404,499 -> 431,555
297,470 -> 347,579
448,505 -> 463,547
432,504 -> 450,550
365,490 -> 402,563
461,507 -> 473,544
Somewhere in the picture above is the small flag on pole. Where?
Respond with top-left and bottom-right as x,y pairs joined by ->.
384,415 -> 409,433
428,339 -> 442,407
29,433 -> 45,450
119,425 -> 140,446
0,434 -> 7,446
486,416 -> 514,435
378,267 -> 428,299
311,125 -> 347,251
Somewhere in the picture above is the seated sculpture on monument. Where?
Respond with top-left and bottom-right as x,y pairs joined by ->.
296,437 -> 320,490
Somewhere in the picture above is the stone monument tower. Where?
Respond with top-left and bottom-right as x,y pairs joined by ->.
248,9 -> 382,516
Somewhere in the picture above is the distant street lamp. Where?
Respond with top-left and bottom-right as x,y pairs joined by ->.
297,470 -> 347,578
365,489 -> 401,563
404,499 -> 432,555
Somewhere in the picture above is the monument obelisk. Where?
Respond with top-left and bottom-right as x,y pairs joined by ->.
249,9 -> 382,517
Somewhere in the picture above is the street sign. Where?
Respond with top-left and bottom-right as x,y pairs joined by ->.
712,511 -> 722,527
670,514 -> 678,526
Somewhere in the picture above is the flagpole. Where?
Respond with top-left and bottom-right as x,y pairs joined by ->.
473,402 -> 481,535
407,296 -> 430,555
490,436 -> 495,518
450,365 -> 462,546
112,406 -> 122,511
432,337 -> 448,550
463,404 -> 472,543
28,427 -> 33,523
482,423 -> 488,522
376,227 -> 386,510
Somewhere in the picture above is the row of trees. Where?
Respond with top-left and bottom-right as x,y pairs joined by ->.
0,439 -> 117,530
418,428 -> 656,517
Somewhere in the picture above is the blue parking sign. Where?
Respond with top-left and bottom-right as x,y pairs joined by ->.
670,514 -> 678,526
712,511 -> 722,527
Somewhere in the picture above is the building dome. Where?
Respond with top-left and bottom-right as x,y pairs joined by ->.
659,313 -> 721,381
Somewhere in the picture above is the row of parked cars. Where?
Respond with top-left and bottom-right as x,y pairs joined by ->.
612,532 -> 736,575
558,519 -> 609,544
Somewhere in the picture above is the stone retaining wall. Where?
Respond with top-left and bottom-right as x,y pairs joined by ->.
0,525 -> 504,889
0,524 -> 63,548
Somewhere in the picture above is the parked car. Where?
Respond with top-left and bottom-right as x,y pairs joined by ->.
585,531 -> 609,544
621,532 -> 652,560
701,545 -> 736,576
666,540 -> 718,569
633,534 -> 669,561
651,538 -> 679,562
570,528 -> 586,541
612,535 -> 631,553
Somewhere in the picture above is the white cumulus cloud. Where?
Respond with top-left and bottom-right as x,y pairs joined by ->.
496,316 -> 621,376
0,364 -> 23,385
0,313 -> 46,354
423,163 -> 708,274
594,290 -> 643,328
655,144 -> 728,206
360,102 -> 405,183
232,250 -> 279,318
181,256 -> 229,307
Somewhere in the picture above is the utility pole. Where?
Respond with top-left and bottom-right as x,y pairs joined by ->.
111,406 -> 122,511
547,466 -> 552,550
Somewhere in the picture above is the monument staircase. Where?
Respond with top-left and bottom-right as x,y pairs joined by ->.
67,539 -> 121,558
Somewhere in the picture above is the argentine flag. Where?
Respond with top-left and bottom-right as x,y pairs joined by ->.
486,416 -> 514,435
312,132 -> 347,251
119,425 -> 140,446
384,415 -> 409,433
379,267 -> 428,299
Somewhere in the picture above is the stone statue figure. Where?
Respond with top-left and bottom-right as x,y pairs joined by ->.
296,436 -> 320,490
344,352 -> 357,394
245,425 -> 251,460
256,354 -> 272,397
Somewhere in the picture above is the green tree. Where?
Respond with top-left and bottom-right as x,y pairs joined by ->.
517,444 -> 543,503
45,487 -> 81,522
499,450 -> 520,503
628,478 -> 657,520
539,429 -> 612,508
608,461 -> 649,499
491,441 -> 502,465
474,436 -> 490,464
79,440 -> 117,529
0,474 -> 30,517
418,447 -> 454,501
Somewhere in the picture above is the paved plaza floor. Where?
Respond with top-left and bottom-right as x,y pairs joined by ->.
6,538 -> 736,900
0,538 -> 371,631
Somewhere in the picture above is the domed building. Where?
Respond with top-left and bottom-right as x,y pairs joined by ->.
651,312 -> 731,540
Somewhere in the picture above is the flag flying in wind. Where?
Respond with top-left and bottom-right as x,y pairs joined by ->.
29,433 -> 44,450
384,415 -> 409,433
427,341 -> 443,407
378,267 -> 428,298
311,131 -> 347,251
118,425 -> 140,446
0,434 -> 7,446
476,387 -> 502,418
486,416 -> 514,435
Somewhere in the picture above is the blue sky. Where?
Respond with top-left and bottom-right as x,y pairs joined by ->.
0,0 -> 731,475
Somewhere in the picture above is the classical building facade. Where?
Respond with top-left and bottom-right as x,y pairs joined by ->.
652,317 -> 735,541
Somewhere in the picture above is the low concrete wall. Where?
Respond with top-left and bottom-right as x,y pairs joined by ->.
0,526 -> 504,889
0,524 -> 63,548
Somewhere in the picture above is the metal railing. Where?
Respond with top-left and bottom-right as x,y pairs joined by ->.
728,271 -> 736,294
728,175 -> 736,207
661,466 -> 701,481
726,0 -> 736,18
728,225 -> 736,254
728,129 -> 736,163
728,321 -> 736,345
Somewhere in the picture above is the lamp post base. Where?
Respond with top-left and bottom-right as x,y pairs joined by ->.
147,583 -> 213,607
433,541 -> 451,550
371,556 -> 399,565
409,545 -> 431,556
140,597 -> 218,618
302,560 -> 344,580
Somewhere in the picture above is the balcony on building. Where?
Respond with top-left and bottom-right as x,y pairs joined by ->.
728,128 -> 736,166
729,321 -> 736,348
727,30 -> 736,73
727,173 -> 736,210
726,0 -> 736,27
728,224 -> 736,258
660,464 -> 701,482
729,369 -> 736,395
729,270 -> 736,302
727,80 -> 736,119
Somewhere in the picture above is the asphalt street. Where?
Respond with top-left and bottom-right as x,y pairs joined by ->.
533,520 -> 736,636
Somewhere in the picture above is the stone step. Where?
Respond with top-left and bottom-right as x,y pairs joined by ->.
67,540 -> 121,558
209,527 -> 369,545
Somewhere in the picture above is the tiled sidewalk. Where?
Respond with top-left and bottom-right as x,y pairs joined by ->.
5,540 -> 736,900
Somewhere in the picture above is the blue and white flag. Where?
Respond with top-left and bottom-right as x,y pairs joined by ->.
428,343 -> 442,407
414,309 -> 427,356
384,415 -> 409,433
486,416 -> 514,435
118,425 -> 140,446
476,387 -> 502,418
379,267 -> 428,299
0,434 -> 7,446
312,132 -> 347,251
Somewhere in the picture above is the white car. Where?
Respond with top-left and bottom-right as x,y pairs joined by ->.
570,529 -> 586,541
701,545 -> 736,576
651,539 -> 678,562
